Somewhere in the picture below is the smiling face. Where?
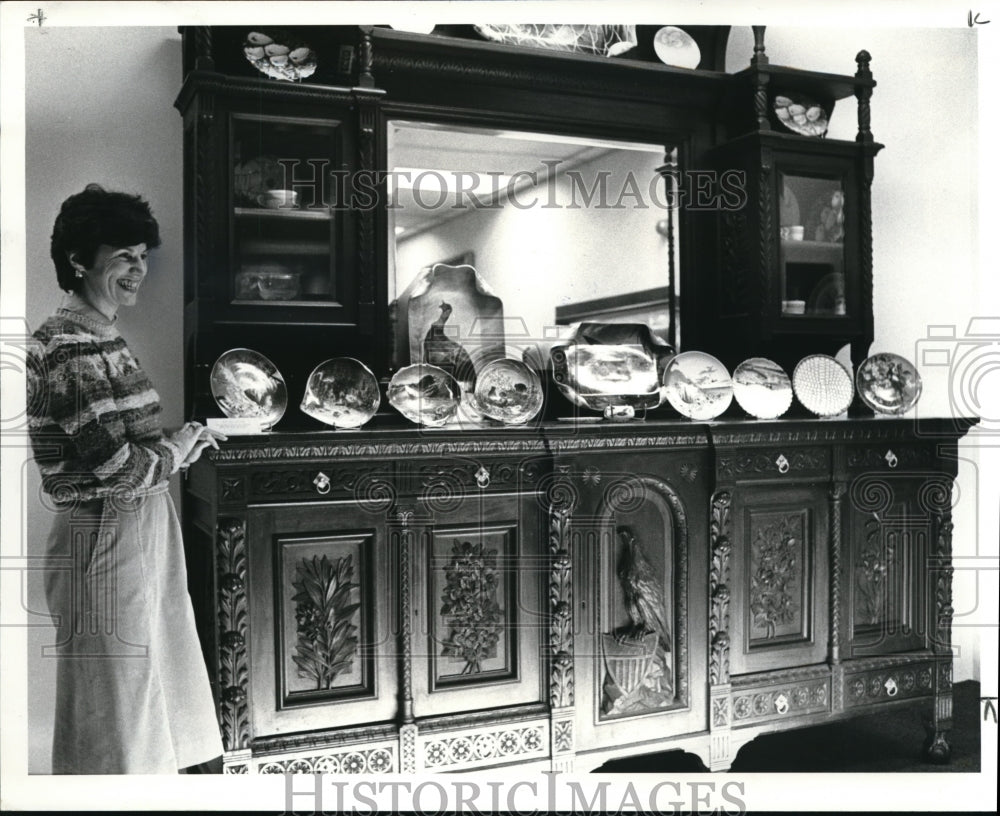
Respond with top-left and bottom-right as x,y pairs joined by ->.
73,243 -> 149,320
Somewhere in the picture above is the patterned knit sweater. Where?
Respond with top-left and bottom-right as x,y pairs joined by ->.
27,300 -> 182,505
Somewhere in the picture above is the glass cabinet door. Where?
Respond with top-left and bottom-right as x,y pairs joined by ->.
231,114 -> 342,306
778,173 -> 846,318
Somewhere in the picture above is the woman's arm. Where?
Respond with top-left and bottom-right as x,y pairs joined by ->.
36,336 -> 198,489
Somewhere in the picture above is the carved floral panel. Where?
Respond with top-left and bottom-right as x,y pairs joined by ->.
277,532 -> 374,704
748,510 -> 807,644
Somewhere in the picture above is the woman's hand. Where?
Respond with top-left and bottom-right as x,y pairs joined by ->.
181,426 -> 228,468
167,422 -> 227,471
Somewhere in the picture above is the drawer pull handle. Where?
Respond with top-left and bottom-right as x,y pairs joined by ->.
313,472 -> 331,494
884,677 -> 898,697
774,693 -> 789,714
775,454 -> 790,474
885,449 -> 898,468
475,466 -> 491,489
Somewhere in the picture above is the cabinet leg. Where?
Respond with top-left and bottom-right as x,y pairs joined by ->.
923,691 -> 953,764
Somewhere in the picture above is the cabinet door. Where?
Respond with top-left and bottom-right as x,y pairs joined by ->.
247,501 -> 396,737
567,455 -> 709,754
845,471 -> 937,656
411,490 -> 547,718
730,484 -> 829,675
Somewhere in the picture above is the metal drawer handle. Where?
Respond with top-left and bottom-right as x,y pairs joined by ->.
313,471 -> 331,494
775,454 -> 790,474
884,677 -> 898,697
475,466 -> 491,489
774,693 -> 789,714
885,449 -> 898,468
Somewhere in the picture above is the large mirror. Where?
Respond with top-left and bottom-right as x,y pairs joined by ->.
386,121 -> 680,372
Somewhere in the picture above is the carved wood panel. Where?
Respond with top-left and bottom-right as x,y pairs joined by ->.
846,474 -> 937,656
730,485 -> 828,676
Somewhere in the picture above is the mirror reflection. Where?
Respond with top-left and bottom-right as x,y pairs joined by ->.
387,121 -> 680,372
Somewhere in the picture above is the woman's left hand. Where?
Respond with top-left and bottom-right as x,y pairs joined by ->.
180,425 -> 228,469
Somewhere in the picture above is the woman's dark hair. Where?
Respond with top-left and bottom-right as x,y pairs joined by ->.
50,184 -> 161,293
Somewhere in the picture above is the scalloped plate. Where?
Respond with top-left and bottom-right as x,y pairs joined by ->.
793,354 -> 854,417
210,348 -> 287,426
300,357 -> 381,429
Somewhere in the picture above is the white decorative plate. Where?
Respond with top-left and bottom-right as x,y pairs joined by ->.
663,351 -> 733,420
210,348 -> 287,426
653,26 -> 701,69
732,357 -> 793,419
300,358 -> 381,429
856,353 -> 922,415
474,358 -> 544,425
387,364 -> 461,427
793,354 -> 854,417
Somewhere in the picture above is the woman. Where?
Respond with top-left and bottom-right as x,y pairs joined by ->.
27,184 -> 226,774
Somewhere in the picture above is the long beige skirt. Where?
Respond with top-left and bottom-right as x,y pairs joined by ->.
44,483 -> 222,773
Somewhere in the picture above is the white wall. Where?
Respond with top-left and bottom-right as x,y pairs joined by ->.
19,24 -> 990,775
24,27 -> 184,774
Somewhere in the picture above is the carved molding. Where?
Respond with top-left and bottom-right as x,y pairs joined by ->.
252,723 -> 397,754
718,447 -> 828,479
259,745 -> 395,774
758,160 -> 773,314
177,73 -> 357,113
217,518 -> 250,751
845,445 -> 935,470
719,209 -> 752,317
422,724 -> 546,770
731,664 -> 830,688
210,438 -> 550,462
854,518 -> 894,626
829,483 -> 845,663
552,718 -> 573,754
399,724 -> 417,774
390,510 -> 416,725
549,506 -> 574,708
732,681 -> 828,725
933,513 -> 955,655
843,664 -> 935,708
357,104 -> 376,309
709,492 -> 732,685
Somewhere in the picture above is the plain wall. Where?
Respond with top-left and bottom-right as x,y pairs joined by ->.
24,27 -> 184,774
21,25 -> 989,774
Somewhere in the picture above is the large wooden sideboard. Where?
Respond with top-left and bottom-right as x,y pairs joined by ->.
183,416 -> 970,773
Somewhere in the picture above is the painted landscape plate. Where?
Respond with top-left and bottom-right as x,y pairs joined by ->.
732,357 -> 793,419
856,352 -> 922,415
387,364 -> 461,427
210,348 -> 287,426
663,351 -> 733,420
474,358 -> 544,425
792,354 -> 854,417
300,357 -> 381,429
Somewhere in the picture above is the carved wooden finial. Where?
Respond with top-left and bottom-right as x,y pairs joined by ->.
856,49 -> 872,76
751,25 -> 768,65
193,26 -> 215,71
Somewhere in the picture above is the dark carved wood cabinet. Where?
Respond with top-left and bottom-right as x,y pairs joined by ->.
175,25 -> 974,774
184,418 -> 968,773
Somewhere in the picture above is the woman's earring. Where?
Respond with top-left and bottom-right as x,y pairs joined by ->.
75,270 -> 83,278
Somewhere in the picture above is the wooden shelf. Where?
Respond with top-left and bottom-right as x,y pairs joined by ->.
234,207 -> 332,221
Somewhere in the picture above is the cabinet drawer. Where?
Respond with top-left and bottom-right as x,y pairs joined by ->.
844,444 -> 937,474
242,462 -> 395,503
717,446 -> 830,482
395,456 -> 547,498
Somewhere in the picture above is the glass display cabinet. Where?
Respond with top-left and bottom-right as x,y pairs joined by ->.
697,36 -> 883,375
175,25 -> 970,776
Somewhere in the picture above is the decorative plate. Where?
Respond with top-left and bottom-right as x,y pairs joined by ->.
652,26 -> 701,69
210,348 -> 287,426
387,364 -> 461,427
663,351 -> 733,420
773,94 -> 830,137
732,358 -> 793,419
793,354 -> 854,417
474,358 -> 544,425
856,353 -> 922,415
300,358 -> 381,429
243,31 -> 317,82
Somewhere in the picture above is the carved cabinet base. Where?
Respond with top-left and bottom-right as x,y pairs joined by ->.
183,418 -> 970,773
